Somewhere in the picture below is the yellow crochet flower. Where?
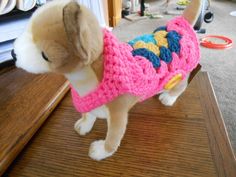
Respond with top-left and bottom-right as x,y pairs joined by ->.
155,30 -> 168,37
154,30 -> 168,48
134,41 -> 160,56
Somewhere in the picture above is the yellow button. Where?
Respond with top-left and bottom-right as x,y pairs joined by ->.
164,74 -> 182,90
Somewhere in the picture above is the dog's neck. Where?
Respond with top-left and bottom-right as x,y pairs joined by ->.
65,56 -> 103,97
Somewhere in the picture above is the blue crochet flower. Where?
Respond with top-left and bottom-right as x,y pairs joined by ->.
132,48 -> 161,68
167,31 -> 182,53
128,34 -> 156,46
160,47 -> 172,63
153,26 -> 167,33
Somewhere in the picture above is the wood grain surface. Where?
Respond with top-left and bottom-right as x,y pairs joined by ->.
3,72 -> 236,177
0,67 -> 69,175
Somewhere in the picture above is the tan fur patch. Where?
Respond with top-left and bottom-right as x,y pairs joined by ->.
30,2 -> 103,74
104,94 -> 139,152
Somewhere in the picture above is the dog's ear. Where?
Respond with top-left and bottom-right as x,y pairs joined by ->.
63,2 -> 103,64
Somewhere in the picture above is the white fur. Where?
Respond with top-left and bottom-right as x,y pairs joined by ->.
14,31 -> 50,74
90,106 -> 109,119
74,113 -> 96,135
159,92 -> 178,106
159,75 -> 189,106
65,66 -> 99,97
89,140 -> 114,160
65,66 -> 109,119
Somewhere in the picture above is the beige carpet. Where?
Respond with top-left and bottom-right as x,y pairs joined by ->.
113,0 -> 236,153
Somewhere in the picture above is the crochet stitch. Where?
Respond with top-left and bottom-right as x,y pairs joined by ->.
71,16 -> 200,113
132,48 -> 161,68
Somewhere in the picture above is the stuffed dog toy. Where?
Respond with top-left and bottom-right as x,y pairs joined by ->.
13,0 -> 202,160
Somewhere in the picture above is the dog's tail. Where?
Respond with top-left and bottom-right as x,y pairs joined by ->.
182,0 -> 202,26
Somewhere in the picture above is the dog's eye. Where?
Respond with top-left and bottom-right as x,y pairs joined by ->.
41,52 -> 50,62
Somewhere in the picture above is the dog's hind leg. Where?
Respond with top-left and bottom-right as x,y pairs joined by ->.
159,74 -> 189,106
74,113 -> 97,136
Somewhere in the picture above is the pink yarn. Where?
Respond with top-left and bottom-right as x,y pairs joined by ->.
71,16 -> 200,113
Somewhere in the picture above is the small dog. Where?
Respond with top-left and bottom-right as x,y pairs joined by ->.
13,0 -> 202,160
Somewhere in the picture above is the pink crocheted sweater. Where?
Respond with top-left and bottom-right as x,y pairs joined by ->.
71,16 -> 200,113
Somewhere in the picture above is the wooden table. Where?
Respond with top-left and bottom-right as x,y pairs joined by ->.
0,67 -> 69,175
2,72 -> 236,177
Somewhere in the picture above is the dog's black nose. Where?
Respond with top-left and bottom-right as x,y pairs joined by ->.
11,50 -> 17,62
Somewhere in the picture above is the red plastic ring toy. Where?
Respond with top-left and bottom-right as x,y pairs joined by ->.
200,35 -> 233,49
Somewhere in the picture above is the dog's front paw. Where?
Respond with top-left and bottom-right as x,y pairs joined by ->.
159,92 -> 177,106
74,115 -> 96,136
89,140 -> 114,161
